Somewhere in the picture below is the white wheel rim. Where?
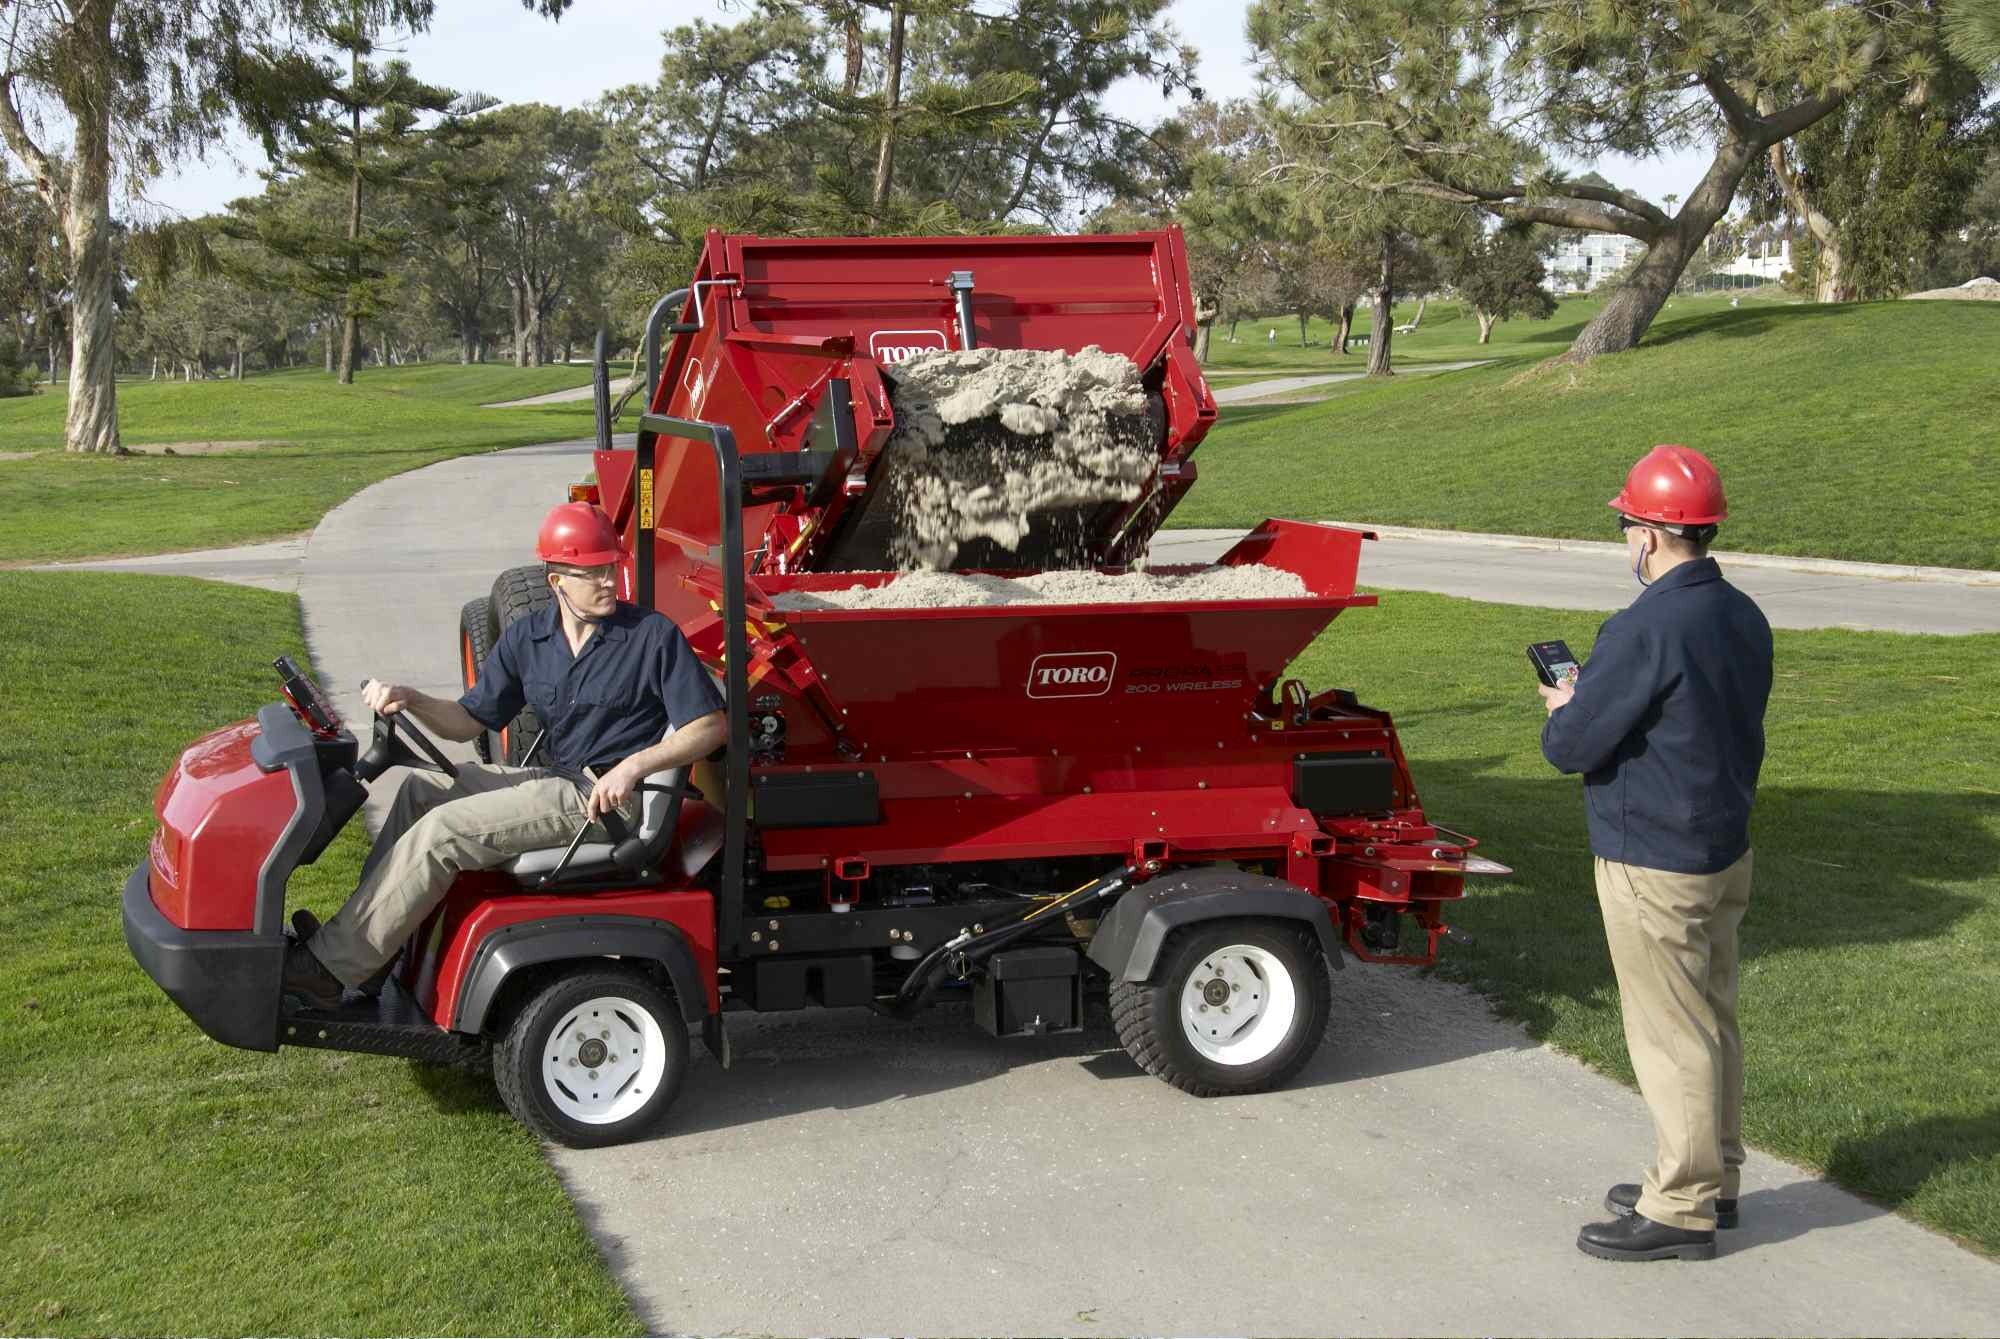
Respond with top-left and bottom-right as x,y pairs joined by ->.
1179,944 -> 1297,1066
541,994 -> 668,1125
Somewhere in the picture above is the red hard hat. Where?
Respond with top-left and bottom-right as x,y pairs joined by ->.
1609,444 -> 1727,526
536,502 -> 621,566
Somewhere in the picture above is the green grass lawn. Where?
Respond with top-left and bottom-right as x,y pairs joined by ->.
2,568 -> 1994,1337
1197,287 -> 1802,381
0,572 -> 639,1337
1175,300 -> 2000,571
1294,589 -> 2000,1254
0,364 -> 602,563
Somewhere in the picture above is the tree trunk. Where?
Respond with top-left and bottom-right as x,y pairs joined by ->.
1765,126 -> 1853,303
1563,137 -> 1757,362
62,143 -> 121,451
1296,312 -> 1308,346
338,61 -> 363,385
1366,231 -> 1394,377
523,277 -> 544,368
1336,303 -> 1353,355
1477,310 -> 1497,344
871,2 -> 908,215
324,322 -> 334,373
1193,323 -> 1212,363
843,18 -> 864,97
1410,295 -> 1428,330
509,280 -> 527,368
233,340 -> 243,379
460,323 -> 476,364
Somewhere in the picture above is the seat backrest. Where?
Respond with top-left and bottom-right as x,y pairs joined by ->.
632,764 -> 690,855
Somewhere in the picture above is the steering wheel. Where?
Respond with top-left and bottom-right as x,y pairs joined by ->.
375,709 -> 459,779
350,681 -> 460,783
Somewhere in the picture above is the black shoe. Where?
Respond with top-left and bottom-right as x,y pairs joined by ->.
1606,1182 -> 1738,1229
1578,1211 -> 1717,1262
282,941 -> 344,1011
292,910 -> 391,998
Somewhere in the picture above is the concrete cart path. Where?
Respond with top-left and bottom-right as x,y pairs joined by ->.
45,437 -> 2000,1333
482,382 -> 597,408
41,437 -> 2000,636
1210,359 -> 1494,403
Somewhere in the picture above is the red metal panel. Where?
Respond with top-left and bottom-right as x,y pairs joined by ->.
758,786 -> 1316,869
149,719 -> 297,930
428,887 -> 720,1029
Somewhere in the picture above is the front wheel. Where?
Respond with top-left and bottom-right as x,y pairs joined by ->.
1108,919 -> 1331,1097
493,966 -> 689,1147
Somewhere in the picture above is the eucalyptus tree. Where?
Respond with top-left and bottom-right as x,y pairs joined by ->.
1248,0 -> 1952,362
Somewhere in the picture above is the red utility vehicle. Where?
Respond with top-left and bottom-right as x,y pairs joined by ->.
126,228 -> 1506,1147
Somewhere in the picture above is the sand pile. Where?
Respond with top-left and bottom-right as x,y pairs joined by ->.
1904,276 -> 2000,301
876,345 -> 1157,569
771,565 -> 1309,611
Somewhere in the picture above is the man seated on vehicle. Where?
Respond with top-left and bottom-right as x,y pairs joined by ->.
283,502 -> 728,1009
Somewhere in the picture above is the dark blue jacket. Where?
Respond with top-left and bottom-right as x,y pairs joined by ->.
1541,558 -> 1773,875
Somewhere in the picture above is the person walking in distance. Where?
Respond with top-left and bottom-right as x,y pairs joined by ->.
1538,445 -> 1774,1262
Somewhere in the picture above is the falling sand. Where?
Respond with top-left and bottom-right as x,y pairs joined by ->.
877,345 -> 1158,570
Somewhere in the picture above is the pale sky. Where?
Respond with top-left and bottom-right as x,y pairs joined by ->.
135,0 -> 1715,220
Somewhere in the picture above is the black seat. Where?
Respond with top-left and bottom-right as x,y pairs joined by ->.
504,766 -> 691,888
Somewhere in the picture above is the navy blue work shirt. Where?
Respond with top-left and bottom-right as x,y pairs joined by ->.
1541,557 -> 1774,875
459,600 -> 725,774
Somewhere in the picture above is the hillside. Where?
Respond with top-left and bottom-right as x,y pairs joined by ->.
1173,300 -> 2000,571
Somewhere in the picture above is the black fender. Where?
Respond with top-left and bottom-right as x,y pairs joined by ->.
1086,866 -> 1344,983
451,915 -> 713,1035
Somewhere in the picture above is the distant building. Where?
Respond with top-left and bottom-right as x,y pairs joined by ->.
1548,233 -> 1648,292
1721,228 -> 1794,281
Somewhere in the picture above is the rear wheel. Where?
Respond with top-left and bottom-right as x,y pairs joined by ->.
458,597 -> 498,763
489,565 -> 553,765
493,965 -> 689,1148
1108,918 -> 1330,1097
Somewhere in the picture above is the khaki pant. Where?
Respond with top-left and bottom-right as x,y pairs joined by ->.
1595,850 -> 1754,1231
312,763 -> 632,986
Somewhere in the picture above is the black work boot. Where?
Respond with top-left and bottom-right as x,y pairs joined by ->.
282,941 -> 344,1011
292,909 -> 392,998
1577,1211 -> 1717,1262
1606,1182 -> 1738,1229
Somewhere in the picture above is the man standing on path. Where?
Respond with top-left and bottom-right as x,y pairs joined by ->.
283,502 -> 727,1007
1537,445 -> 1774,1263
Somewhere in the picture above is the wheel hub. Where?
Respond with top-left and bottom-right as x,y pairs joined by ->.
540,995 -> 669,1126
1179,944 -> 1299,1066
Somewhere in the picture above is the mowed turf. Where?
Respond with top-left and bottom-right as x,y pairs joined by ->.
1,569 -> 1994,1338
1175,300 -> 2000,571
1293,589 -> 2000,1254
0,573 -> 639,1337
0,364 -> 600,563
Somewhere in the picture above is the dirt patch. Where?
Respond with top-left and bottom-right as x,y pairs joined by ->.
1904,278 -> 2000,301
877,346 -> 1155,569
771,564 -> 1308,611
0,451 -> 38,462
127,439 -> 289,455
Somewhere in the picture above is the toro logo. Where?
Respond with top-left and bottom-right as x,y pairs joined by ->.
1027,652 -> 1117,699
869,329 -> 949,365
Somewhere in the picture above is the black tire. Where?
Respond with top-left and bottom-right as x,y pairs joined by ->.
493,965 -> 689,1148
1108,918 -> 1331,1098
458,597 -> 498,763
488,564 -> 552,765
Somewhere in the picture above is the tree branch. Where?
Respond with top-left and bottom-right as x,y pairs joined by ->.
0,72 -> 63,212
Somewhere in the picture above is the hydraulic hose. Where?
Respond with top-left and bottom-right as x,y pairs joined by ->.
881,865 -> 1134,1019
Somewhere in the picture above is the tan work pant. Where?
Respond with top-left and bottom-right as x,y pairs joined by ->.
312,763 -> 631,986
1595,850 -> 1754,1231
